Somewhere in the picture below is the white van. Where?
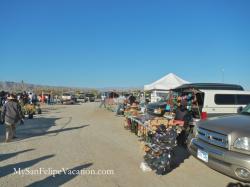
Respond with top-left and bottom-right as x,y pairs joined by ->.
173,83 -> 250,119
198,90 -> 250,117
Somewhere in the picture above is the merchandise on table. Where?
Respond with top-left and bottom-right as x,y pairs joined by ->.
124,103 -> 140,117
122,90 -> 200,175
143,124 -> 178,175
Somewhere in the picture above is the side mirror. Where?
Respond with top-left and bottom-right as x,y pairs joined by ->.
237,106 -> 243,114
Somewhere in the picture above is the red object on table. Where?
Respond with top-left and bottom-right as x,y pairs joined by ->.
172,120 -> 185,127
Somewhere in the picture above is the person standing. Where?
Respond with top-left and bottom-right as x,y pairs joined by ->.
48,94 -> 51,105
1,94 -> 23,142
128,94 -> 136,105
28,92 -> 33,104
99,94 -> 106,108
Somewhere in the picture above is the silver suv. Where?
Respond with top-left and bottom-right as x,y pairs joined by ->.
188,104 -> 250,182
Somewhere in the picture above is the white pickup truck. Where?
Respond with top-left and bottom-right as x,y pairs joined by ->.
61,93 -> 77,104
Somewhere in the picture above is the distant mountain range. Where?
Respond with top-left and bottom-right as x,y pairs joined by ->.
0,81 -> 142,92
0,81 -> 90,92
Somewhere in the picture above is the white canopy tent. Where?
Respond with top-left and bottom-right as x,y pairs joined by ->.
144,73 -> 189,91
144,73 -> 190,103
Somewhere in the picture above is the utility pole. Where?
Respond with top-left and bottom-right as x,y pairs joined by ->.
21,80 -> 24,92
222,69 -> 225,83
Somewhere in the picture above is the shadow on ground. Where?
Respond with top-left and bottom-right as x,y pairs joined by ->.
0,117 -> 59,142
0,149 -> 35,162
17,124 -> 89,139
0,116 -> 89,143
170,145 -> 190,172
0,154 -> 55,178
26,163 -> 93,187
227,182 -> 250,187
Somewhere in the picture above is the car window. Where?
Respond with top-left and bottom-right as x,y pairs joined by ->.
214,94 -> 236,105
86,94 -> 94,97
63,93 -> 71,96
241,104 -> 250,115
236,95 -> 250,105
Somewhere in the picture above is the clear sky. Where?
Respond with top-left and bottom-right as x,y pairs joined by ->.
0,0 -> 250,89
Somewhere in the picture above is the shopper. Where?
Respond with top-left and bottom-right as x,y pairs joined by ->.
1,94 -> 23,142
99,94 -> 106,108
128,94 -> 136,105
48,94 -> 51,105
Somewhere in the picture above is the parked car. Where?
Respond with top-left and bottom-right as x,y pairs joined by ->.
61,93 -> 77,104
77,94 -> 87,103
85,93 -> 95,102
188,104 -> 250,182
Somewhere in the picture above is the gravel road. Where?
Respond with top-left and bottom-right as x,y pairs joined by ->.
0,103 -> 243,187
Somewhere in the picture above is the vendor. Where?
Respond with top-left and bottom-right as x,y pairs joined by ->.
175,105 -> 192,123
128,94 -> 136,105
175,105 -> 187,121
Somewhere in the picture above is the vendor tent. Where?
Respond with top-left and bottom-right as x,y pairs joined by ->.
144,73 -> 190,103
144,73 -> 189,91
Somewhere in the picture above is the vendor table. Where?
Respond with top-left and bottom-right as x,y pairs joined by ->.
124,114 -> 185,142
125,114 -> 156,142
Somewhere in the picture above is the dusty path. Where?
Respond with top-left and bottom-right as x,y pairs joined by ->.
0,103 -> 241,187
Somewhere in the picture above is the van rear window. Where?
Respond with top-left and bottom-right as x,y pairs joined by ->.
236,95 -> 250,105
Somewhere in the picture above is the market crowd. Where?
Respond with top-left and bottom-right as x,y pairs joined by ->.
0,91 -> 40,143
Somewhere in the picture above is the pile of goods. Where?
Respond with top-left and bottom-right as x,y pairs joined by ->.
147,117 -> 170,132
124,103 -> 140,117
143,124 -> 178,175
148,117 -> 184,136
23,104 -> 36,119
124,103 -> 140,130
21,103 -> 42,119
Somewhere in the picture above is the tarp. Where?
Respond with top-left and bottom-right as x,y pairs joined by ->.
144,73 -> 190,91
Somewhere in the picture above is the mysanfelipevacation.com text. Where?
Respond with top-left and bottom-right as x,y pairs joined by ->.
13,168 -> 115,177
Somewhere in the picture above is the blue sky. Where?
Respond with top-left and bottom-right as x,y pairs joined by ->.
0,0 -> 250,89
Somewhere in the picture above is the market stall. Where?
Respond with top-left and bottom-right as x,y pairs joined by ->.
123,105 -> 185,174
144,73 -> 189,103
123,85 -> 204,174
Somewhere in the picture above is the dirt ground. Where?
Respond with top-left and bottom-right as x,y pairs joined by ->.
0,103 -> 245,187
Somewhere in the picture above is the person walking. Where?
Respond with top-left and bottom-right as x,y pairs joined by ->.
99,94 -> 106,108
1,94 -> 23,142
